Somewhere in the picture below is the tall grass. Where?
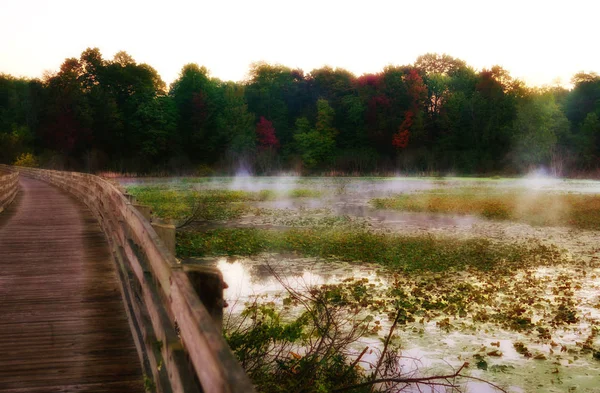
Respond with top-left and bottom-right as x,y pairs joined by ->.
177,228 -> 563,273
372,188 -> 600,229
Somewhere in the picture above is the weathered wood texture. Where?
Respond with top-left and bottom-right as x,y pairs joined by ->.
0,170 -> 19,213
0,175 -> 145,392
0,165 -> 255,393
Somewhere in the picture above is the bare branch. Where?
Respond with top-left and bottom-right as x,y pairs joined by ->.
335,363 -> 467,392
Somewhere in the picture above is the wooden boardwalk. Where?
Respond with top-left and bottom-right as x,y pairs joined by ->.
0,177 -> 144,392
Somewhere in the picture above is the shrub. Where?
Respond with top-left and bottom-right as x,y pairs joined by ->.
14,153 -> 39,168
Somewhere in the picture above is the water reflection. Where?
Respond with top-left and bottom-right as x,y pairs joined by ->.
214,255 -> 385,314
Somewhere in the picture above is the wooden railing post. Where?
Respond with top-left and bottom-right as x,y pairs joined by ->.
0,166 -> 19,213
133,204 -> 153,222
183,265 -> 225,330
151,223 -> 177,256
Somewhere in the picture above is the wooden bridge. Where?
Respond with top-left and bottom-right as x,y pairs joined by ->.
0,166 -> 254,393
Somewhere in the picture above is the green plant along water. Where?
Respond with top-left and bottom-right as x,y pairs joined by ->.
177,228 -> 561,273
126,186 -> 323,221
225,300 -> 372,393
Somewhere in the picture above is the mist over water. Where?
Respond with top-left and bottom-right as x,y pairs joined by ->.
116,170 -> 600,196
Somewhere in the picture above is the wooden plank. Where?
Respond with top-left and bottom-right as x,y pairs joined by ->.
0,177 -> 144,393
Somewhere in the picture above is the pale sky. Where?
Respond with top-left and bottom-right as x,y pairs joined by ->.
1,0 -> 598,88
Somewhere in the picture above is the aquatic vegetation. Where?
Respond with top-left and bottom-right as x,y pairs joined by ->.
372,188 -> 600,229
252,207 -> 369,229
177,227 -> 565,273
126,187 -> 197,219
287,188 -> 323,198
513,342 -> 532,358
127,185 -> 327,222
126,187 -> 262,220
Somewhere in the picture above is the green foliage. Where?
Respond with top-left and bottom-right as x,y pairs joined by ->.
225,297 -> 370,393
169,63 -> 226,163
176,227 -> 557,272
245,62 -> 309,150
143,374 -> 156,392
131,96 -> 178,165
13,152 -> 39,167
218,83 -> 256,159
126,186 -> 256,220
294,99 -> 338,169
578,112 -> 600,167
226,303 -> 307,366
511,92 -> 568,169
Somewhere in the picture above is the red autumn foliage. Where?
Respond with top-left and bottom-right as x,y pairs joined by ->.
405,69 -> 428,107
392,70 -> 426,150
357,73 -> 384,88
392,110 -> 413,149
256,116 -> 279,149
392,129 -> 410,149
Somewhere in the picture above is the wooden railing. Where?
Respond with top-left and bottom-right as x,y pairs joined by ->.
0,165 -> 255,393
0,168 -> 19,213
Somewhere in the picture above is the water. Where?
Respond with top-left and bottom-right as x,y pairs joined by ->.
185,255 -> 600,393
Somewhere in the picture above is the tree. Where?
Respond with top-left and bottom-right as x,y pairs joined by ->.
294,99 -> 338,169
40,57 -> 92,159
571,72 -> 600,85
578,112 -> 600,168
130,96 -> 177,168
113,51 -> 136,67
95,51 -> 168,169
511,92 -> 569,170
217,83 -> 256,161
392,112 -> 413,149
309,67 -> 366,152
414,53 -> 467,76
79,47 -> 104,92
0,75 -> 42,163
170,64 -> 222,163
255,116 -> 279,150
355,73 -> 393,154
392,69 -> 427,151
245,63 -> 310,149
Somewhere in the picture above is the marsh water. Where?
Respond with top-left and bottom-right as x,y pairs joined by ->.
120,175 -> 600,392
187,254 -> 600,393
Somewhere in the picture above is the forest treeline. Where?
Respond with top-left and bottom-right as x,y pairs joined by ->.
1,48 -> 599,175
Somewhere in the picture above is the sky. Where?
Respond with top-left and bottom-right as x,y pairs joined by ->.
1,0 -> 598,88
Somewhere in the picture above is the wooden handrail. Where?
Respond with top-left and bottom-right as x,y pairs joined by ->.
0,165 -> 255,393
0,168 -> 19,213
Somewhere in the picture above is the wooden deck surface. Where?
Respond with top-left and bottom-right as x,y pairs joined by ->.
0,177 -> 144,392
